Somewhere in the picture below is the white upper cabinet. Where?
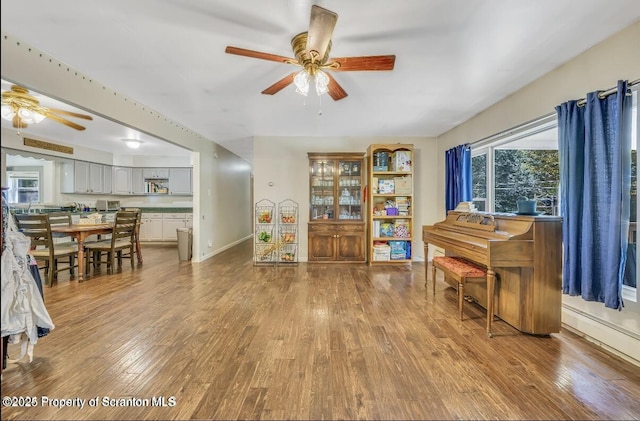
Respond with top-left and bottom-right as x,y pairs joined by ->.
143,168 -> 170,179
61,160 -> 107,193
131,168 -> 145,194
62,160 -> 191,196
112,166 -> 132,195
169,168 -> 192,195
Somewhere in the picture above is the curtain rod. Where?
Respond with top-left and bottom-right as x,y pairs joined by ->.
576,78 -> 640,106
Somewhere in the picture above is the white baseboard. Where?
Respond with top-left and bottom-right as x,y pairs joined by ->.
562,304 -> 640,367
193,235 -> 252,262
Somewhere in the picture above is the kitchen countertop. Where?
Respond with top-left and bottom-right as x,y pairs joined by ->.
10,207 -> 193,215
138,207 -> 193,213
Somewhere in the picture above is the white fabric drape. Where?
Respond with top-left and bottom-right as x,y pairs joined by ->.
1,215 -> 55,362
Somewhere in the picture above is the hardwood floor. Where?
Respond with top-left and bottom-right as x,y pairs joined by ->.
2,239 -> 639,420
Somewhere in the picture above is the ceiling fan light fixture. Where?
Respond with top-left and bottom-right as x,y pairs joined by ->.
294,69 -> 310,96
17,107 -> 46,124
123,139 -> 143,149
315,70 -> 329,96
1,104 -> 16,121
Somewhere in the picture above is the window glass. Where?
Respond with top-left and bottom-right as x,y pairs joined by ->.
493,149 -> 559,215
471,153 -> 487,211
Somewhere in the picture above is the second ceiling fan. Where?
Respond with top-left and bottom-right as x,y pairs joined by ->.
225,5 -> 395,101
1,85 -> 93,130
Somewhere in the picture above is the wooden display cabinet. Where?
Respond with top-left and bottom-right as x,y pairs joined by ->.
308,152 -> 366,262
367,144 -> 414,264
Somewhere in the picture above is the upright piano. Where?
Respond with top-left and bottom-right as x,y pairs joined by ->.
423,211 -> 562,335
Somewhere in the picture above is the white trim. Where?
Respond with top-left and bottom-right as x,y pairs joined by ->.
562,304 -> 640,367
194,235 -> 252,262
471,113 -> 557,149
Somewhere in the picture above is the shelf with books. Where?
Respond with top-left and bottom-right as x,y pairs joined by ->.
367,144 -> 414,264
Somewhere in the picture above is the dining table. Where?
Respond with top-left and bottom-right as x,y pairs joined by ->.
50,223 -> 113,282
50,217 -> 144,281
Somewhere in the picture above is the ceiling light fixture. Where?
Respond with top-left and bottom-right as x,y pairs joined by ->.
1,86 -> 47,125
123,139 -> 144,149
293,67 -> 329,97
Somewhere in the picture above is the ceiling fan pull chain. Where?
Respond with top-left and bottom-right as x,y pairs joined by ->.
318,94 -> 323,116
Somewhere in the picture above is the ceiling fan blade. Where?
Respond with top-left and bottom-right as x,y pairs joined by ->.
326,73 -> 348,101
44,111 -> 87,130
225,46 -> 298,65
12,115 -> 27,129
326,55 -> 396,71
262,73 -> 296,95
48,107 -> 93,120
306,5 -> 338,63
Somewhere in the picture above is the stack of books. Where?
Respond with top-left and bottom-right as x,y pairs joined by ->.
373,242 -> 391,261
396,196 -> 410,216
455,202 -> 476,212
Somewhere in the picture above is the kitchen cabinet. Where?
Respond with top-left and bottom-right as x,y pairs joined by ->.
143,168 -> 170,179
162,213 -> 188,241
131,168 -> 145,194
307,152 -> 365,262
308,222 -> 366,262
169,168 -> 192,195
112,166 -> 131,195
61,160 -> 108,193
139,213 -> 193,242
64,161 -> 192,196
139,213 -> 164,241
103,165 -> 112,194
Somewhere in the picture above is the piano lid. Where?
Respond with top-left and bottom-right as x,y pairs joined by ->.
423,211 -> 561,267
429,211 -> 538,241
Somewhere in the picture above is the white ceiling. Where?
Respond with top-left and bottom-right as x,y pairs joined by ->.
1,0 -> 639,164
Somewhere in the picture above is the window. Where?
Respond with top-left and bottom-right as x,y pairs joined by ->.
471,89 -> 639,300
471,117 -> 559,216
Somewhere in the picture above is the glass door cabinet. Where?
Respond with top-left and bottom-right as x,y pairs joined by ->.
308,152 -> 366,262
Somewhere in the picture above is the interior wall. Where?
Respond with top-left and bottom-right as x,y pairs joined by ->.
253,136 -> 437,262
436,21 -> 640,364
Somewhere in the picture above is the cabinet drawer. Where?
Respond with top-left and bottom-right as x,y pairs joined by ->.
163,213 -> 186,219
337,223 -> 365,233
142,213 -> 164,219
308,223 -> 336,232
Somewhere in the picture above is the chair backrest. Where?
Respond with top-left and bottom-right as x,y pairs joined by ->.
47,211 -> 72,227
112,211 -> 138,245
123,208 -> 142,224
14,213 -> 54,251
48,211 -> 73,241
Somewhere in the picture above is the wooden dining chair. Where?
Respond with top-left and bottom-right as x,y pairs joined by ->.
14,213 -> 78,286
48,211 -> 76,244
84,210 -> 138,274
121,208 -> 142,264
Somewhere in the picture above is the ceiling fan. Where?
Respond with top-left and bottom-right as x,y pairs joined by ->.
1,85 -> 93,130
225,5 -> 395,101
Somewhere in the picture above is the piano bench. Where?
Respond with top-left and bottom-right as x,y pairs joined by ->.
431,256 -> 492,332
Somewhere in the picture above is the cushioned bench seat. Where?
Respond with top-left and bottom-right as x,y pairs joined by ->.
430,256 -> 494,336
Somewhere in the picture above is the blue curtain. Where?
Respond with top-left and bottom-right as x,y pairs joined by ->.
556,80 -> 632,310
445,144 -> 472,211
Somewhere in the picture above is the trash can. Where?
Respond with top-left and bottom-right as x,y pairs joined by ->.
177,227 -> 193,261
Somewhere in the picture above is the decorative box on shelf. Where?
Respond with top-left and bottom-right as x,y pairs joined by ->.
391,150 -> 412,172
378,179 -> 395,194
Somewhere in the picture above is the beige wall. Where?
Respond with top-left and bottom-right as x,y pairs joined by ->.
435,22 -> 640,364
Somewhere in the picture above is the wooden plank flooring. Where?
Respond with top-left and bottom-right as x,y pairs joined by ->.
2,239 -> 640,420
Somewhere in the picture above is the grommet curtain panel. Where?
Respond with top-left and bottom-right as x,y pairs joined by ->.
445,144 -> 472,212
556,80 -> 632,310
